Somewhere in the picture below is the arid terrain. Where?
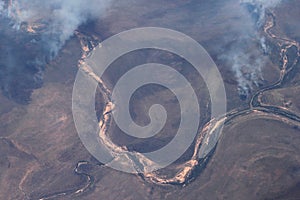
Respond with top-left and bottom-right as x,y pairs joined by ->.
0,0 -> 300,199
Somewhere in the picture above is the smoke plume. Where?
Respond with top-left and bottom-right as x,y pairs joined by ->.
241,0 -> 282,26
220,0 -> 282,100
0,0 -> 111,103
1,0 -> 111,57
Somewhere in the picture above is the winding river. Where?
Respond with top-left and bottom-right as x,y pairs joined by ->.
39,5 -> 300,200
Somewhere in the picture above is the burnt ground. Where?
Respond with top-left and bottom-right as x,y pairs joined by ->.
0,0 -> 300,199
